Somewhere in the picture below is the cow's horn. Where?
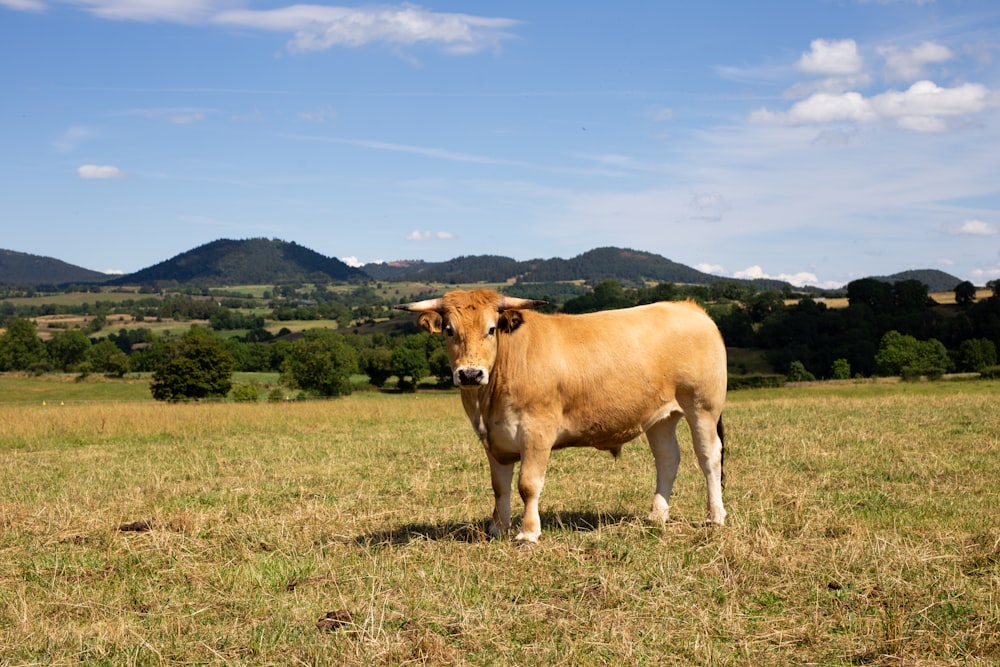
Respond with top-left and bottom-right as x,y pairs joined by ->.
392,297 -> 444,312
498,296 -> 548,310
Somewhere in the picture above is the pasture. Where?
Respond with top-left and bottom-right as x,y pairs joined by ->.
1,380 -> 998,665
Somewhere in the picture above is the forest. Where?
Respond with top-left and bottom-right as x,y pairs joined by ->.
1,276 -> 998,400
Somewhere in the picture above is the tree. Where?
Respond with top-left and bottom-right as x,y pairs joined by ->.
280,328 -> 357,397
391,346 -> 428,392
429,347 -> 453,384
0,318 -> 48,371
830,358 -> 851,380
954,280 -> 977,307
874,330 -> 950,377
47,329 -> 92,371
360,346 -> 394,388
88,339 -> 130,377
955,338 -> 997,372
786,360 -> 816,382
150,328 -> 235,401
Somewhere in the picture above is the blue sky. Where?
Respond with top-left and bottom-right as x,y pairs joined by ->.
2,0 -> 999,287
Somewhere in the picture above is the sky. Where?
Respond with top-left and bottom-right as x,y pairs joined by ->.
2,1 -> 999,288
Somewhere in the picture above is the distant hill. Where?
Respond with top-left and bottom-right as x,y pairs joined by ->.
104,238 -> 365,286
0,249 -> 107,286
4,239 -> 971,293
872,269 -> 964,293
364,246 -> 795,291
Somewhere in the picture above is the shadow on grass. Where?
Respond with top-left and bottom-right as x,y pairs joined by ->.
355,511 -> 637,547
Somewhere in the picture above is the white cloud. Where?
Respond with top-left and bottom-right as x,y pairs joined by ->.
214,4 -> 518,55
77,164 -> 124,179
879,41 -> 954,81
137,107 -> 210,124
406,230 -> 454,241
871,80 -> 990,121
696,263 -> 726,275
7,2 -> 517,55
52,126 -> 95,153
751,91 -> 877,125
733,265 -> 829,288
751,81 -> 993,132
947,219 -> 998,236
971,266 -> 1000,281
0,0 -> 46,10
62,0 -> 225,23
796,39 -> 864,76
340,256 -> 363,267
297,106 -> 337,122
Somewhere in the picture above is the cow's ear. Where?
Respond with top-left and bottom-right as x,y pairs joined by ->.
498,309 -> 524,333
417,311 -> 443,333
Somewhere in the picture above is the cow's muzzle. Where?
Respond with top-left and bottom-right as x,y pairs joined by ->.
454,366 -> 489,387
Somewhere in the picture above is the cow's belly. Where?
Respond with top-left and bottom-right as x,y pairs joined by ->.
483,410 -> 655,461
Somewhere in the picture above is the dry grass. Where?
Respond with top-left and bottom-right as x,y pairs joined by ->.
1,382 -> 998,665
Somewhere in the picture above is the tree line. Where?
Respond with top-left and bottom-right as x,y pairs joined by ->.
1,277 -> 997,401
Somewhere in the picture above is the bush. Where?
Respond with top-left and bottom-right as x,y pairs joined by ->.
786,360 -> 816,382
900,366 -> 946,382
830,358 -> 851,380
728,374 -> 786,390
978,365 -> 1000,379
230,382 -> 260,402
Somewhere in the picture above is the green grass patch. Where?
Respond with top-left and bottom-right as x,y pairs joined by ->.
0,382 -> 997,664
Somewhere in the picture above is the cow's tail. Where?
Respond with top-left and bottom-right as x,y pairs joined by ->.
717,414 -> 726,490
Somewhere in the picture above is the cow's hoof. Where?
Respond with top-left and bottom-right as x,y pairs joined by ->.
647,509 -> 670,524
514,532 -> 540,546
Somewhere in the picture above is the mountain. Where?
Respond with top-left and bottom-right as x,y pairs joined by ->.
872,269 -> 964,293
104,238 -> 365,286
0,249 -> 107,285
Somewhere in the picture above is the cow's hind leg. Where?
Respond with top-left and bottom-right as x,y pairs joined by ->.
486,452 -> 515,537
688,410 -> 727,526
646,414 -> 682,523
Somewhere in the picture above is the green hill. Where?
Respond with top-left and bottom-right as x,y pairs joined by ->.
873,269 -> 964,293
104,238 -> 365,287
0,249 -> 107,286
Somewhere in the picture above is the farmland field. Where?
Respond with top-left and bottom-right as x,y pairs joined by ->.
0,379 -> 998,665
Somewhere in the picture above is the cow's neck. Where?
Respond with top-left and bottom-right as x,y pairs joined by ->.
460,386 -> 491,444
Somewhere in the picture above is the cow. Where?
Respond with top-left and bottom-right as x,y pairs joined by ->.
393,289 -> 727,544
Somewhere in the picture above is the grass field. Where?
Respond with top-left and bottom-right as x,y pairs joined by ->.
1,380 -> 998,665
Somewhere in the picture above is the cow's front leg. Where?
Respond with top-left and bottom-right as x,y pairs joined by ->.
486,451 -> 515,537
515,444 -> 551,544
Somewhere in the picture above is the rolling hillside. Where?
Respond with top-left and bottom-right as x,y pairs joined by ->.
2,238 -> 968,292
103,238 -> 365,286
0,249 -> 107,286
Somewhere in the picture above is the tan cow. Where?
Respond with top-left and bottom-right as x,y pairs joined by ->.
393,289 -> 728,543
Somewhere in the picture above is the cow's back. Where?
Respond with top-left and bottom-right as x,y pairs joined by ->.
489,300 -> 726,449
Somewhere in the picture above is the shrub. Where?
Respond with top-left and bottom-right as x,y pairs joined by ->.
787,360 -> 816,382
230,382 -> 261,402
728,374 -> 786,390
978,365 -> 1000,379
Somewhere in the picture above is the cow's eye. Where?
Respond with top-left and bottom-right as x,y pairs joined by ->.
444,324 -> 454,337
487,326 -> 496,337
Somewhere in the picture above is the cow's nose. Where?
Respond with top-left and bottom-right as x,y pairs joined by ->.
455,367 -> 487,386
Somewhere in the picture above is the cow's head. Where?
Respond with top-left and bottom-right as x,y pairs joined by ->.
393,290 -> 546,388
